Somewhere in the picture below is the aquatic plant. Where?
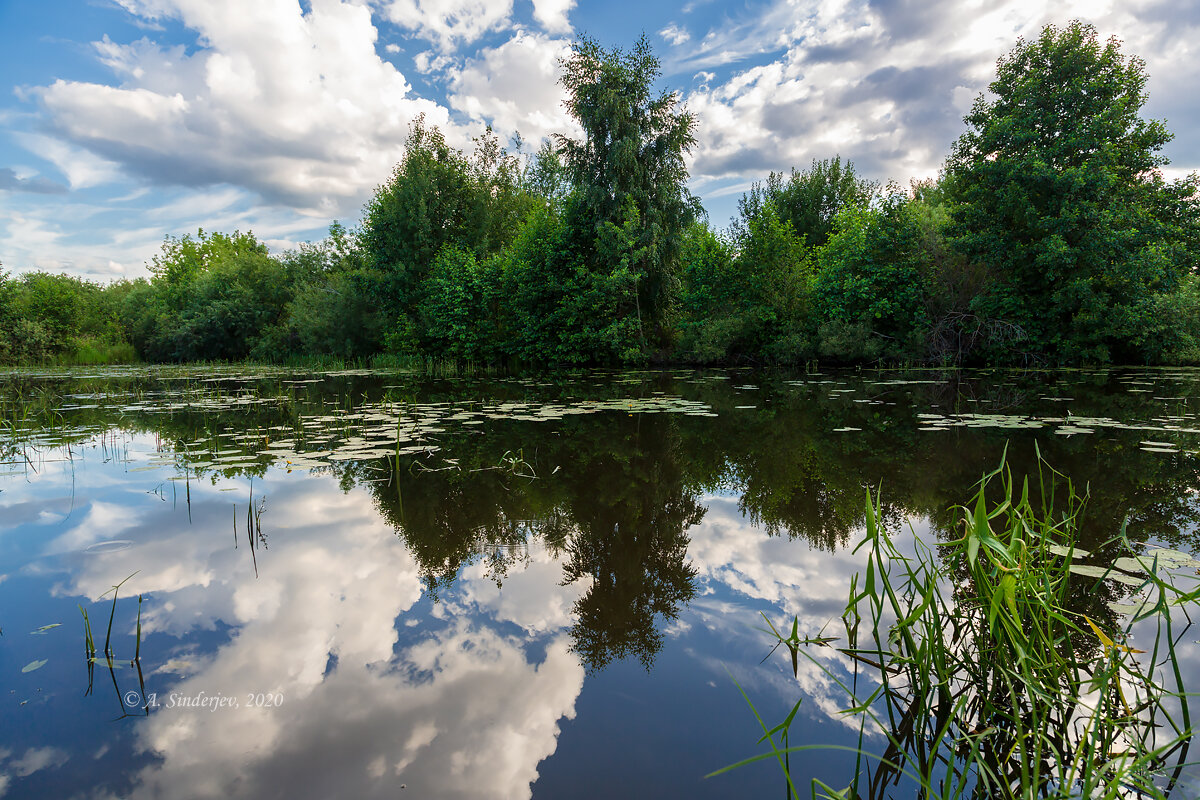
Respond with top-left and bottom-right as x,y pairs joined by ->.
716,453 -> 1200,798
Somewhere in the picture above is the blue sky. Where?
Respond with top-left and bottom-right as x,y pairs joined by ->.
1,0 -> 1196,281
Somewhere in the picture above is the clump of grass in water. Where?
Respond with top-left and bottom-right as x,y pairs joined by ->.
714,451 -> 1199,799
81,575 -> 149,714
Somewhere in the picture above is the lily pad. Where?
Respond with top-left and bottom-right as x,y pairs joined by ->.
1108,599 -> 1155,616
1068,564 -> 1146,586
1142,548 -> 1200,569
1112,556 -> 1148,573
21,659 -> 47,673
1046,543 -> 1092,559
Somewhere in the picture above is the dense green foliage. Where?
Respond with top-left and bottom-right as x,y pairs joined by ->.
734,157 -> 877,250
0,265 -> 136,364
2,26 -> 1197,368
813,189 -> 930,362
557,34 -> 701,351
124,230 -> 292,362
360,120 -> 536,331
946,21 -> 1200,363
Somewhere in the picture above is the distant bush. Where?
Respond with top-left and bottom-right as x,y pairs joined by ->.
813,191 -> 930,362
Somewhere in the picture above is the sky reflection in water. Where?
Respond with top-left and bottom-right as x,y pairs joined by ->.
4,367 -> 1200,798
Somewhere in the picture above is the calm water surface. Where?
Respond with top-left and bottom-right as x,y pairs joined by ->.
3,366 -> 1200,798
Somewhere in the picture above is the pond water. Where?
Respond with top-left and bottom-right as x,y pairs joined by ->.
3,365 -> 1200,799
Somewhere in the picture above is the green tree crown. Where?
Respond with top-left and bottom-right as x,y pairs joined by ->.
556,34 -> 701,352
946,20 -> 1200,363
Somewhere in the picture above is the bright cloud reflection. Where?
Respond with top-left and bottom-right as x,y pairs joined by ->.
25,439 -> 585,800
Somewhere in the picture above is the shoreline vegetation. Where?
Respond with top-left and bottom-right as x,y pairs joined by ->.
2,22 -> 1198,371
720,454 -> 1200,798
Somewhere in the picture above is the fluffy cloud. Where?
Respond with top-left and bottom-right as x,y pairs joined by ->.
682,0 -> 1200,201
0,184 -> 327,279
33,0 -> 450,217
28,442 -> 585,800
380,0 -> 514,51
0,746 -> 70,795
659,23 -> 691,46
683,494 -> 936,732
123,623 -> 582,800
14,447 -> 577,795
448,30 -> 576,143
13,133 -> 123,190
530,0 -> 575,34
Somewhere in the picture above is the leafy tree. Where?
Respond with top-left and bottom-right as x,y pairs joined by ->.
262,270 -> 384,360
736,157 -> 877,250
11,273 -> 90,351
675,222 -> 739,361
1147,273 -> 1200,364
524,139 -> 572,210
556,35 -> 701,354
0,267 -> 14,363
149,230 -> 268,308
132,229 -> 289,361
733,202 -> 811,319
500,207 -> 646,365
412,246 -> 504,364
361,119 -> 534,330
946,21 -> 1200,363
254,223 -> 385,360
908,177 -> 1022,365
814,190 -> 931,361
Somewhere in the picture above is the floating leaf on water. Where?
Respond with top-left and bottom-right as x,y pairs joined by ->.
1068,564 -> 1146,586
87,657 -> 129,668
84,540 -> 134,555
1046,543 -> 1092,559
21,659 -> 47,673
1142,548 -> 1200,569
1108,600 -> 1153,617
1112,557 -> 1147,574
31,624 -> 62,634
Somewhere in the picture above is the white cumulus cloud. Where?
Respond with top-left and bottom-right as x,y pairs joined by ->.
380,0 -> 514,50
33,0 -> 452,217
448,29 -> 576,144
683,0 -> 1200,208
530,0 -> 575,34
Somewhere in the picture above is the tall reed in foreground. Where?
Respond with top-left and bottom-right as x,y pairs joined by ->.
715,453 -> 1200,798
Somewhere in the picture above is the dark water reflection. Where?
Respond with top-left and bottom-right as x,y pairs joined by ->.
3,366 -> 1200,798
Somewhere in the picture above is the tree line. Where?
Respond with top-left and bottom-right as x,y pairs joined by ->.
2,22 -> 1197,368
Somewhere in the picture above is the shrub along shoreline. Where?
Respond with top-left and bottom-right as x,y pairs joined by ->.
2,23 -> 1197,370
